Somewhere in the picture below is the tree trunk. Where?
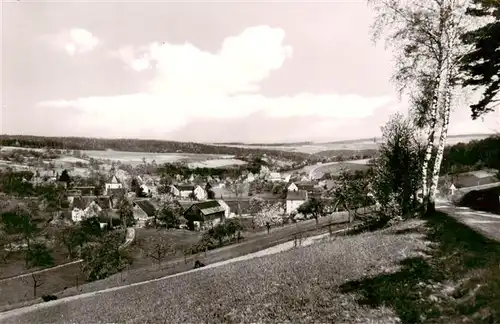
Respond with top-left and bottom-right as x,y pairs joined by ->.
428,11 -> 456,206
420,78 -> 441,203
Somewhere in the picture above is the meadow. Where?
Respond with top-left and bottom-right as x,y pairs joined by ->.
5,210 -> 500,323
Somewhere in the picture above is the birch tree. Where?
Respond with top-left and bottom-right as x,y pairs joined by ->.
369,0 -> 472,212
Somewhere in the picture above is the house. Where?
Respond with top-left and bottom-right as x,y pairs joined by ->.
217,199 -> 231,218
245,173 -> 256,183
71,196 -> 112,223
287,181 -> 316,193
285,190 -> 308,215
282,174 -> 291,183
104,174 -> 123,195
176,200 -> 196,213
287,183 -> 299,192
184,200 -> 227,229
70,186 -> 95,196
170,184 -> 206,200
224,198 -> 253,216
170,184 -> 194,198
133,199 -> 157,227
269,172 -> 282,182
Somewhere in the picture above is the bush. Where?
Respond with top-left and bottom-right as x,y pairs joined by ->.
41,295 -> 58,302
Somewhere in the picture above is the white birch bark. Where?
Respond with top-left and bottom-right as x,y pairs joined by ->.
428,1 -> 461,204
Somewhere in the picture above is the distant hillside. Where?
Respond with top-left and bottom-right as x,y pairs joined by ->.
0,135 -> 310,161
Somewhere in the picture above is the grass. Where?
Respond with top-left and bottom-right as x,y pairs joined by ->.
10,210 -> 500,323
127,228 -> 202,269
0,214 -> 352,312
314,162 -> 371,175
340,211 -> 500,323
2,219 -> 426,323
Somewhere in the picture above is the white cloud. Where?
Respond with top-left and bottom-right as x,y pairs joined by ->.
43,28 -> 100,56
38,25 -> 393,139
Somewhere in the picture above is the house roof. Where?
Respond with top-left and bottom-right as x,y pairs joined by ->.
107,187 -> 126,197
189,200 -> 226,216
108,174 -> 120,184
174,184 -> 195,191
269,172 -> 281,179
72,196 -> 112,210
176,200 -> 196,211
134,199 -> 156,217
286,190 -> 308,201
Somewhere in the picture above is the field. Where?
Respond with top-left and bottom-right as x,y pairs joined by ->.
187,158 -> 247,169
0,213 -> 355,312
309,161 -> 372,179
127,228 -> 203,270
0,146 -> 248,168
5,210 -> 500,323
1,218 -> 428,323
213,134 -> 491,154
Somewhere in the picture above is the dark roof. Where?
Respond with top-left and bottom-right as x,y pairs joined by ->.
175,184 -> 195,191
72,196 -> 112,210
296,181 -> 317,191
107,187 -> 126,197
72,196 -> 94,210
176,200 -> 195,211
189,200 -> 225,216
286,190 -> 308,201
108,174 -> 121,184
134,199 -> 156,217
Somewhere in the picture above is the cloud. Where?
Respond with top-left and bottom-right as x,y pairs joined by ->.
43,28 -> 100,56
37,25 -> 393,141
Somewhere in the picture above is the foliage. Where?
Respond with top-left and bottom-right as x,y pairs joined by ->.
249,196 -> 267,216
25,243 -> 54,269
81,232 -> 131,282
297,197 -> 326,223
254,203 -> 283,227
369,113 -> 423,227
141,231 -> 176,268
0,206 -> 37,238
79,217 -> 102,238
118,199 -> 135,228
58,170 -> 71,185
440,135 -> 500,174
156,203 -> 182,229
459,0 -> 500,118
57,225 -> 88,259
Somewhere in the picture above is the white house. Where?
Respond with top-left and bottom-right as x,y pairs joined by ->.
287,183 -> 299,192
269,172 -> 282,182
450,183 -> 457,195
245,173 -> 256,183
193,185 -> 207,200
217,199 -> 231,219
282,174 -> 291,183
140,184 -> 150,196
71,196 -> 111,223
170,184 -> 206,200
285,190 -> 308,215
104,174 -> 123,195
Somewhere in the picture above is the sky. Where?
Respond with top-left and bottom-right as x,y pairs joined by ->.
2,1 -> 499,144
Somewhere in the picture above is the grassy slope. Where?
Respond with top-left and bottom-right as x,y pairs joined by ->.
0,215 -> 353,311
4,210 -> 500,323
341,211 -> 500,323
3,220 -> 426,324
